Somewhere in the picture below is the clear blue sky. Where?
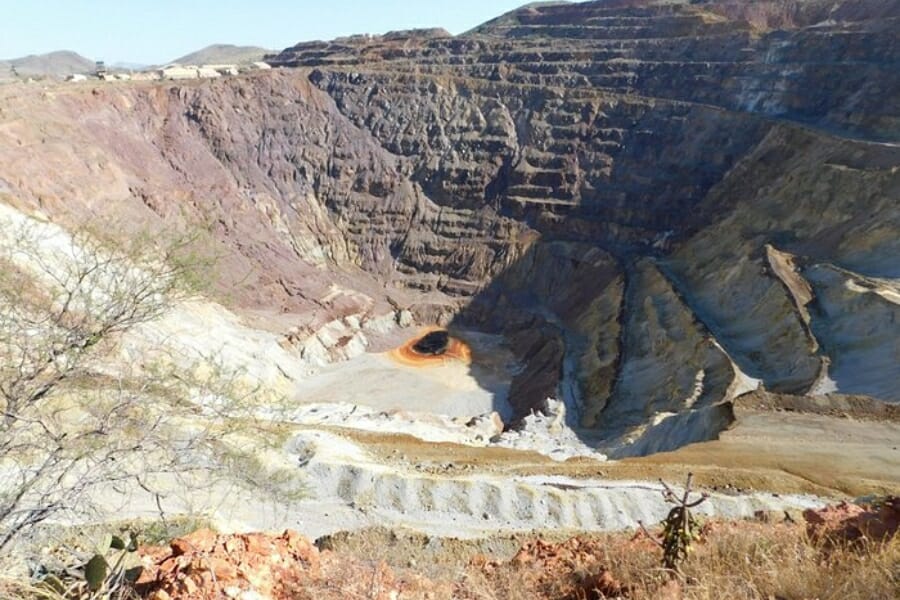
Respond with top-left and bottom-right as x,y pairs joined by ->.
0,0 -> 527,65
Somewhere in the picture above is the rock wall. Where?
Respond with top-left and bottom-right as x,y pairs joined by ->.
0,0 -> 896,451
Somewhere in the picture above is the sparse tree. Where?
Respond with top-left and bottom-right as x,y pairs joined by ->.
638,472 -> 708,573
0,213 -> 287,557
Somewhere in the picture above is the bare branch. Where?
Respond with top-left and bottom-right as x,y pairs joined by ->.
0,215 -> 236,554
637,520 -> 665,549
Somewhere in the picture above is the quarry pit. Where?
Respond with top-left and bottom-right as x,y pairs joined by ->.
0,0 -> 897,546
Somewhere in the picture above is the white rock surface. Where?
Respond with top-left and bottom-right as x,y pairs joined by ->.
266,429 -> 823,539
94,427 -> 823,541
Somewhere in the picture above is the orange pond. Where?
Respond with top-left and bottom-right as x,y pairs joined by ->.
388,327 -> 472,367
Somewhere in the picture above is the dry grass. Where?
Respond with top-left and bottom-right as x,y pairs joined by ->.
458,523 -> 899,600
0,575 -> 139,600
305,518 -> 899,599
6,520 -> 897,599
671,525 -> 899,600
0,517 -> 210,600
0,574 -> 37,600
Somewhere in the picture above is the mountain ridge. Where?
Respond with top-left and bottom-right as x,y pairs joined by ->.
0,0 -> 896,450
0,49 -> 95,78
170,43 -> 272,65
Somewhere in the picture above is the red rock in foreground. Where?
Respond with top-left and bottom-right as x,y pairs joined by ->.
137,529 -> 443,600
473,537 -> 629,600
138,529 -> 321,600
136,499 -> 899,599
138,528 -> 631,600
803,496 -> 900,545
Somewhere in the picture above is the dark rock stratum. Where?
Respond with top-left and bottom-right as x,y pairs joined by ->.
0,0 -> 897,454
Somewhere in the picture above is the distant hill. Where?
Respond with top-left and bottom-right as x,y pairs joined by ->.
466,1 -> 572,35
111,61 -> 150,71
0,50 -> 95,78
171,44 -> 272,66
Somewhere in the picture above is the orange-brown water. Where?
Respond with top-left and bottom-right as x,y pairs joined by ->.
388,327 -> 472,367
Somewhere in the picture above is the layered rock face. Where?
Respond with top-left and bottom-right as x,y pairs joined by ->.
269,0 -> 899,428
0,0 -> 897,451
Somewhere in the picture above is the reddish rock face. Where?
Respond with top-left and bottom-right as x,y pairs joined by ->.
137,529 -> 455,600
134,506 -> 900,599
138,529 -> 322,600
0,0 -> 896,448
169,529 -> 217,556
804,497 -> 900,545
473,537 -> 630,599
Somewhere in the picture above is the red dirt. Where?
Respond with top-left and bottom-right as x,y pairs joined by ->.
135,499 -> 899,599
138,529 -> 629,600
138,529 -> 320,599
803,496 -> 900,545
138,529 -> 448,600
471,537 -> 629,599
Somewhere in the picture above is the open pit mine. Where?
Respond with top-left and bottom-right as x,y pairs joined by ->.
0,1 -> 898,594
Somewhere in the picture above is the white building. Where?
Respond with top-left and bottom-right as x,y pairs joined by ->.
196,67 -> 222,79
207,64 -> 239,76
158,65 -> 198,80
